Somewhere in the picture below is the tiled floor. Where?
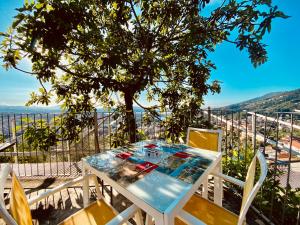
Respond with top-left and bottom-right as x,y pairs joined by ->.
0,178 -> 267,225
1,178 -> 132,225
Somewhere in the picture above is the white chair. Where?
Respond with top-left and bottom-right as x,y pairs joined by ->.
0,164 -> 143,225
176,150 -> 268,225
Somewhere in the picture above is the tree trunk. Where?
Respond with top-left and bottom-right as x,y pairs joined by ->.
124,91 -> 136,143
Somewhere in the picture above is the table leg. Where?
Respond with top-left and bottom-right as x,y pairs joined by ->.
164,214 -> 174,225
82,164 -> 89,207
146,214 -> 155,225
214,161 -> 223,206
155,217 -> 165,225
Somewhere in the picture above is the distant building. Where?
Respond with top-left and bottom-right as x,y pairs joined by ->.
281,136 -> 300,152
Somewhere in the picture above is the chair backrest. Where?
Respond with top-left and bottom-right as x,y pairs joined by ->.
0,164 -> 33,225
186,127 -> 222,152
238,150 -> 268,225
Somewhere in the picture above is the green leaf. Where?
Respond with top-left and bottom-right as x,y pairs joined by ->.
46,4 -> 54,12
267,23 -> 271,33
12,14 -> 25,28
275,11 -> 290,19
112,2 -> 118,9
14,50 -> 21,60
35,2 -> 44,9
97,58 -> 103,66
0,32 -> 9,37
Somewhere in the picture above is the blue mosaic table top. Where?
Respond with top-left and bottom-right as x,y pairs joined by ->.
83,140 -> 220,212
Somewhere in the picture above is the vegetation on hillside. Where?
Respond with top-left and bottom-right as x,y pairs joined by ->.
222,88 -> 300,112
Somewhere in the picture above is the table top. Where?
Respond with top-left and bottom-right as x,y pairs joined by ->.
83,140 -> 221,213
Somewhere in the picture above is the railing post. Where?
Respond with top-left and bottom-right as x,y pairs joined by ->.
208,107 -> 211,125
252,113 -> 256,150
94,110 -> 100,153
66,140 -> 71,163
11,118 -> 18,163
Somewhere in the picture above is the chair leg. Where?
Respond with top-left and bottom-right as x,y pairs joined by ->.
101,179 -> 104,196
134,209 -> 144,225
110,186 -> 113,205
202,178 -> 208,199
145,214 -> 154,225
98,178 -> 113,205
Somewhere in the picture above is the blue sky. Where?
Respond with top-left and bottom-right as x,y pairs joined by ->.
0,0 -> 299,107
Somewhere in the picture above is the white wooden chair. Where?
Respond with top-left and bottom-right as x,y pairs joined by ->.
0,164 -> 143,225
176,150 -> 268,225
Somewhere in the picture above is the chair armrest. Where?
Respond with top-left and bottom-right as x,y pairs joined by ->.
105,204 -> 139,225
0,204 -> 18,225
177,210 -> 207,225
211,172 -> 245,188
28,175 -> 91,205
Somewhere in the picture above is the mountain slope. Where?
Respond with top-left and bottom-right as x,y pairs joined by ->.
221,88 -> 300,112
0,105 -> 61,113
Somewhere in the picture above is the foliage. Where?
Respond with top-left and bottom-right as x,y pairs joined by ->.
163,109 -> 214,142
0,134 -> 12,162
0,129 -> 45,163
18,114 -> 93,151
0,0 -> 288,143
110,110 -> 161,147
223,147 -> 300,225
23,119 -> 57,151
110,122 -> 131,148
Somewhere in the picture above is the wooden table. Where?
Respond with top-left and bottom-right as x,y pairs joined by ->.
82,140 -> 222,225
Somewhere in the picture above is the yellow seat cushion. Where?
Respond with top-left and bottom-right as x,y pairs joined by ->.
175,194 -> 240,225
10,174 -> 33,225
59,199 -> 116,225
188,130 -> 219,151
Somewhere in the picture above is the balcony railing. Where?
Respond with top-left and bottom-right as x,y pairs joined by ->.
0,109 -> 299,225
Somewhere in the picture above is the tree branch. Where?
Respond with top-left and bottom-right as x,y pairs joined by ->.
133,98 -> 162,122
133,97 -> 157,110
38,78 -> 48,93
129,0 -> 142,30
13,65 -> 37,75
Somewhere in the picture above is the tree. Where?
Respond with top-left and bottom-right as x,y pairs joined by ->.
0,0 -> 288,143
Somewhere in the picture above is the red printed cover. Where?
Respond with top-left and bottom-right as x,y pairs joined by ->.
144,144 -> 158,149
174,151 -> 191,159
136,162 -> 158,173
116,152 -> 132,159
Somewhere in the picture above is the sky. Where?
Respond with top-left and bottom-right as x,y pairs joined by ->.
0,0 -> 299,107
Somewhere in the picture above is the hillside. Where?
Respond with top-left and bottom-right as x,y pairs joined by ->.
0,105 -> 61,113
221,88 -> 300,112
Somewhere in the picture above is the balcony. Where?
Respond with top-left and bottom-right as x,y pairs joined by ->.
0,110 -> 299,225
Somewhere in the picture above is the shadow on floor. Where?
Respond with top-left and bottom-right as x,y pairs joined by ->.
29,186 -> 133,225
